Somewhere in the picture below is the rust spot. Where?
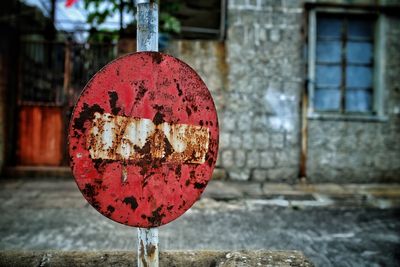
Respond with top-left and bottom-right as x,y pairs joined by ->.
175,165 -> 181,176
73,103 -> 104,132
141,172 -> 155,188
194,182 -> 206,189
153,112 -> 165,125
92,158 -> 103,169
151,52 -> 163,64
147,206 -> 165,226
123,196 -> 138,210
82,183 -> 97,199
105,205 -> 115,216
163,136 -> 174,159
139,240 -> 147,267
207,157 -> 214,167
146,244 -> 156,258
108,91 -> 121,115
176,83 -> 182,96
82,183 -> 100,210
91,158 -> 113,173
185,106 -> 192,117
107,205 -> 115,213
135,82 -> 148,103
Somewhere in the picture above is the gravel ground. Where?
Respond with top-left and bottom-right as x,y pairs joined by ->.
0,179 -> 399,267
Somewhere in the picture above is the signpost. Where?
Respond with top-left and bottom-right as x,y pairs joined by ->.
68,1 -> 219,266
136,1 -> 160,266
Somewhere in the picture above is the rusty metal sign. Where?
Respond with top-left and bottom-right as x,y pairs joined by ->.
69,52 -> 219,228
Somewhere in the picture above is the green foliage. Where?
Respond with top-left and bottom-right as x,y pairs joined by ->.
160,12 -> 180,34
83,0 -> 181,35
87,28 -> 119,43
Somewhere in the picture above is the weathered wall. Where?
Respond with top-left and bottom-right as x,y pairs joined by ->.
168,0 -> 400,183
169,0 -> 304,182
221,0 -> 303,182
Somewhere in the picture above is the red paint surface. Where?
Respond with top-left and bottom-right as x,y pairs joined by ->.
65,0 -> 78,7
69,52 -> 219,227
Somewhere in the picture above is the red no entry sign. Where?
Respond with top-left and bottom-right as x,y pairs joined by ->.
68,52 -> 219,228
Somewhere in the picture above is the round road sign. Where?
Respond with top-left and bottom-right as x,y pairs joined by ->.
69,52 -> 219,227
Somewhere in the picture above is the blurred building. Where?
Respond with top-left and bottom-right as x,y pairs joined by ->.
0,0 -> 399,183
168,0 -> 400,183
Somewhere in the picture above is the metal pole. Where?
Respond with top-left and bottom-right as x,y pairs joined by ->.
136,0 -> 159,52
138,227 -> 159,267
135,1 -> 159,267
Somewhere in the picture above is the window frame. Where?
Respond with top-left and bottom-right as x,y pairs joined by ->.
307,7 -> 387,121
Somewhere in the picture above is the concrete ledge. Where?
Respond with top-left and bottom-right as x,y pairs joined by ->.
0,250 -> 314,267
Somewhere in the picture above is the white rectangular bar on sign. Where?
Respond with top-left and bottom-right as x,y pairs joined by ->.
87,112 -> 210,164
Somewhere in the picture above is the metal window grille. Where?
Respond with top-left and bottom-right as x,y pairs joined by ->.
314,13 -> 375,114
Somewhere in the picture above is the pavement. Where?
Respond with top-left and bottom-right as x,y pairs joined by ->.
1,179 -> 400,267
0,250 -> 314,267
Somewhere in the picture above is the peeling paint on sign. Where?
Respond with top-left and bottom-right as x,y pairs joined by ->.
88,112 -> 210,164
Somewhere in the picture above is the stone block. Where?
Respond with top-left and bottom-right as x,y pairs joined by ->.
252,169 -> 268,182
252,115 -> 269,131
222,150 -> 235,167
235,150 -> 247,167
229,168 -> 251,181
230,134 -> 242,149
264,167 -> 297,182
254,132 -> 269,148
246,150 -> 260,168
203,180 -> 243,200
240,182 -> 264,197
221,114 -> 236,131
262,183 -> 293,194
260,151 -> 274,168
275,150 -> 299,167
216,152 -> 222,167
237,113 -> 253,131
242,132 -> 255,149
269,29 -> 281,42
270,133 -> 285,148
219,132 -> 231,149
212,168 -> 228,180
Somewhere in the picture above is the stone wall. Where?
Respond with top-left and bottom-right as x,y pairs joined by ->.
168,0 -> 400,183
221,0 -> 304,182
169,0 -> 304,182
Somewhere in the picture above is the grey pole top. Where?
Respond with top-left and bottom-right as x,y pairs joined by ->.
135,0 -> 150,5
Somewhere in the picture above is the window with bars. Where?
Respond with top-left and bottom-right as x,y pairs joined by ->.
308,9 -> 386,119
315,14 -> 375,113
